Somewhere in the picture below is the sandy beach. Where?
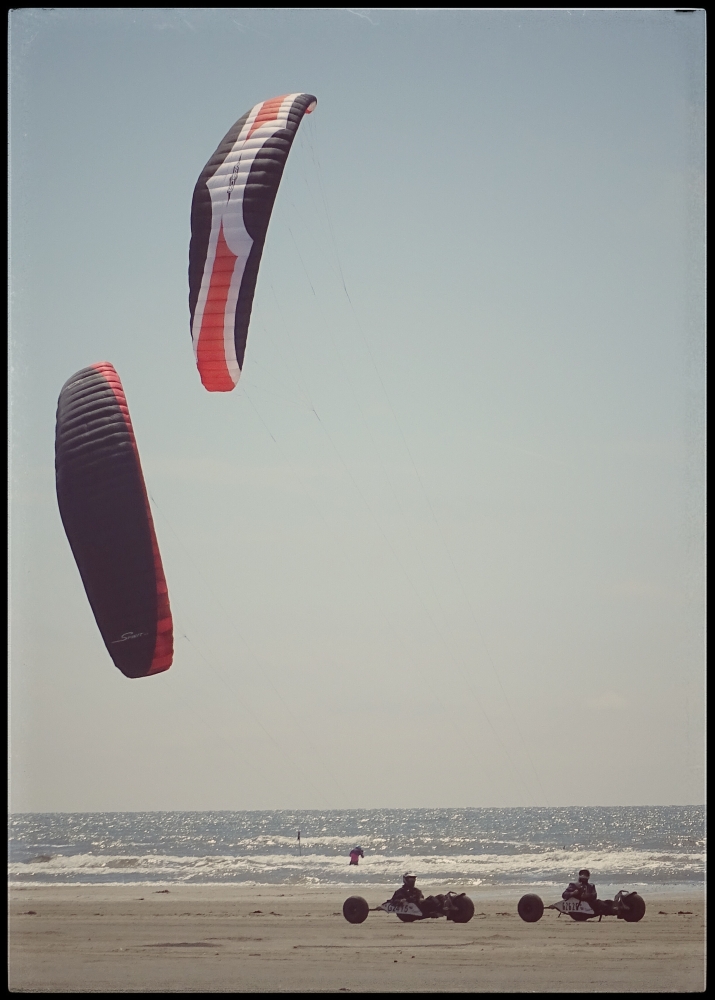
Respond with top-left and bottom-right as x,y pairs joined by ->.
8,884 -> 705,993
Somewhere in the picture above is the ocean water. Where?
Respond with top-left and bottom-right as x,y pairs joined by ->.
8,807 -> 704,889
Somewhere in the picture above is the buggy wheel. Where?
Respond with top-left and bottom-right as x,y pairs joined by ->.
396,913 -> 420,922
517,893 -> 544,923
569,912 -> 590,921
450,894 -> 475,923
343,896 -> 369,924
621,893 -> 646,923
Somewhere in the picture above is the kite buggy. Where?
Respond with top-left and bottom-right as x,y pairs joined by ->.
343,892 -> 475,924
343,873 -> 475,924
518,889 -> 646,923
518,869 -> 646,923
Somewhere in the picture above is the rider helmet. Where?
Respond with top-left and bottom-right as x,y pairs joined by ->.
402,872 -> 417,887
578,869 -> 591,881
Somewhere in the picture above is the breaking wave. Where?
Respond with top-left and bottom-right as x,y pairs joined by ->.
8,807 -> 704,887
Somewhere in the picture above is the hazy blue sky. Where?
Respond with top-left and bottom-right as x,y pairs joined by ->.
9,8 -> 705,812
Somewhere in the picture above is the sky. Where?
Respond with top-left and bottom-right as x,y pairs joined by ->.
9,8 -> 705,812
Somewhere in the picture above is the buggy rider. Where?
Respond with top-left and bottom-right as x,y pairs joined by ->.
391,872 -> 424,906
563,869 -> 615,916
391,873 -> 452,918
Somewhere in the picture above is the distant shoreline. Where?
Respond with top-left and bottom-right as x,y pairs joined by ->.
9,880 -> 706,894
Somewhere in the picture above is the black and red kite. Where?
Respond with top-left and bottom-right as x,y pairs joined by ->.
189,92 -> 317,391
55,363 -> 173,678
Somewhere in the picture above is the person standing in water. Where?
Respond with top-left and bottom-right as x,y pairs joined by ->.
349,846 -> 364,865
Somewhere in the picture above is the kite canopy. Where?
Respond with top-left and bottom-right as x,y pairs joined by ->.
55,363 -> 173,678
189,92 -> 317,391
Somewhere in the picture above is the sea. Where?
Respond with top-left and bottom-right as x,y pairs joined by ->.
8,807 -> 704,893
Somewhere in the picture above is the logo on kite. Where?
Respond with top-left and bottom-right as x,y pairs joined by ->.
189,92 -> 317,392
112,631 -> 149,644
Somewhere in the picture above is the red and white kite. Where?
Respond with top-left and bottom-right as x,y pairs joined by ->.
189,93 -> 317,392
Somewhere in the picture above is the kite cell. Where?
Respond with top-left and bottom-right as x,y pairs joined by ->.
55,363 -> 173,679
189,92 -> 317,391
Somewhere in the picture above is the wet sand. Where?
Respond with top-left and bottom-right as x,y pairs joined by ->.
8,884 -> 705,993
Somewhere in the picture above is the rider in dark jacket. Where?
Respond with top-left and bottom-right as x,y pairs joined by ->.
563,869 -> 615,916
391,873 -> 452,918
562,869 -> 598,906
391,873 -> 424,906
